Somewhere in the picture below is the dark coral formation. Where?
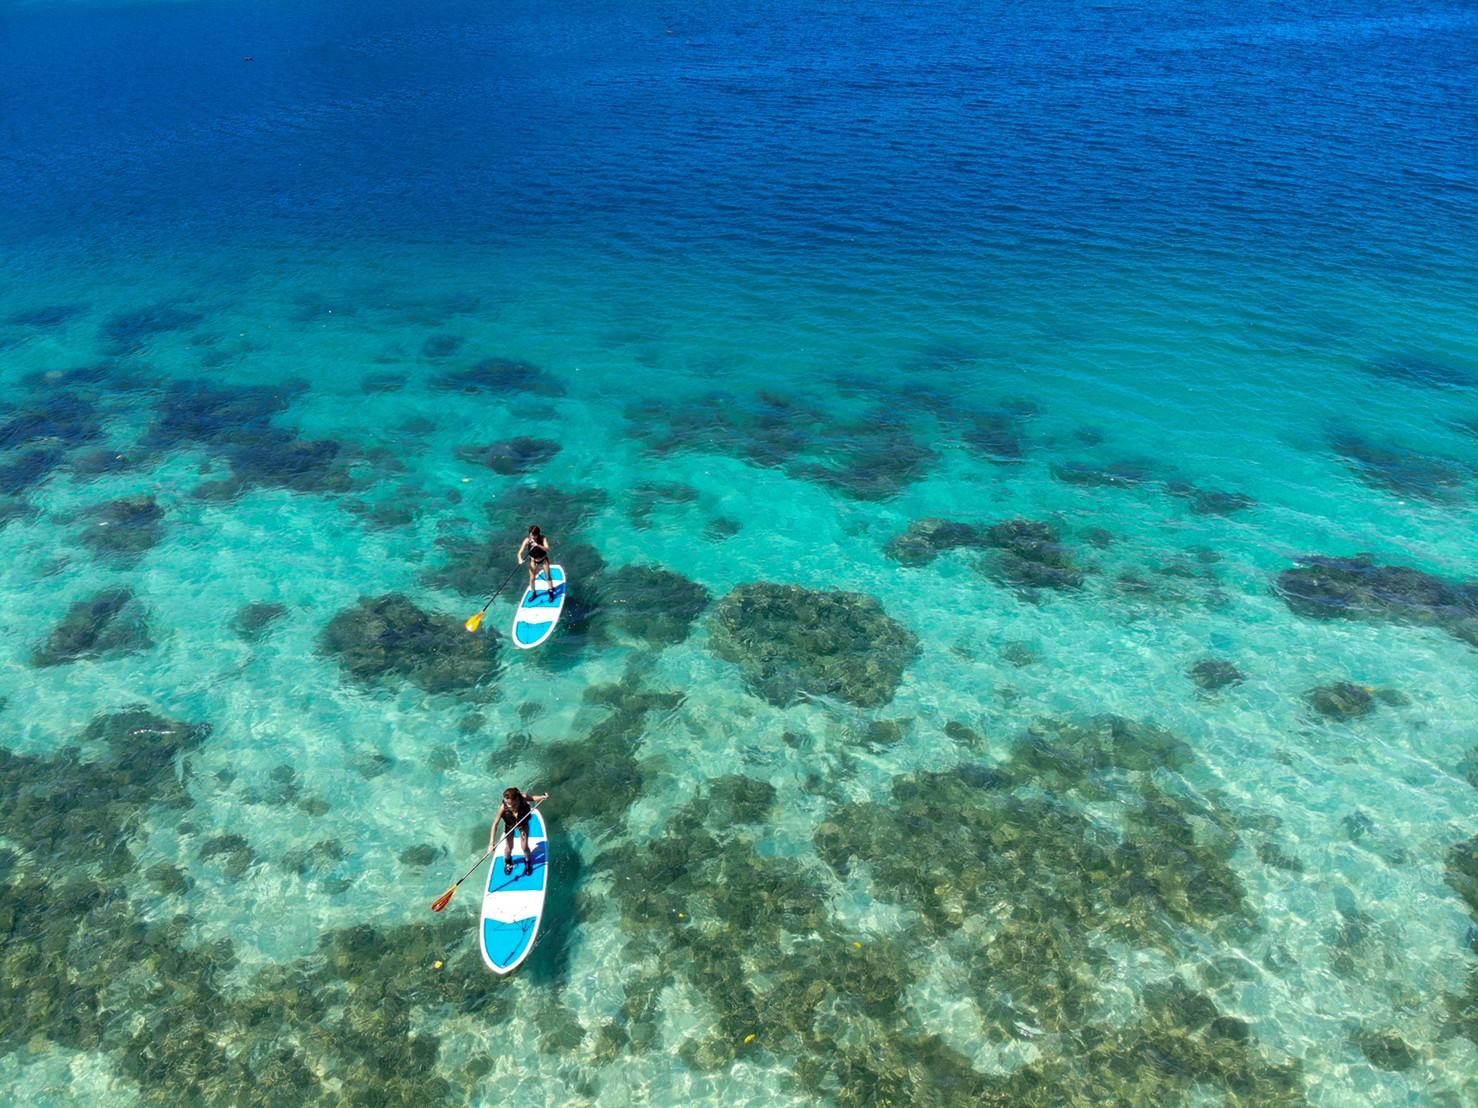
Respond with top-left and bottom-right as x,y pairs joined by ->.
1054,457 -> 1257,516
962,407 -> 1029,463
981,518 -> 1087,593
811,753 -> 1302,1101
1446,834 -> 1478,917
99,303 -> 202,355
536,677 -> 683,831
421,333 -> 464,359
1275,554 -> 1478,649
709,584 -> 919,707
431,357 -> 565,397
1052,457 -> 1158,489
0,447 -> 67,495
0,703 -> 496,1104
142,378 -> 361,500
1168,484 -> 1259,515
1365,355 -> 1476,390
145,379 -> 302,449
455,437 -> 561,476
1306,682 -> 1377,721
627,481 -> 699,529
8,303 -> 87,329
1352,1029 -> 1417,1072
884,518 -> 987,567
627,391 -> 935,501
593,564 -> 710,648
32,588 -> 153,667
1002,714 -> 1195,799
1190,658 -> 1245,692
77,495 -> 166,561
703,516 -> 742,541
488,483 -> 609,543
597,783 -> 970,1101
318,593 -> 497,695
1328,430 -> 1469,503
0,390 -> 103,453
231,601 -> 288,642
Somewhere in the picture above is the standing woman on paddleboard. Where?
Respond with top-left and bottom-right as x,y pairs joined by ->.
490,786 -> 549,875
518,524 -> 555,600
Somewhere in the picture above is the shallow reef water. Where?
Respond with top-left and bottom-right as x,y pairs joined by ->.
3,0 -> 1478,1104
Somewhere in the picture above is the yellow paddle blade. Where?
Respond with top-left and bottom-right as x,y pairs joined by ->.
464,611 -> 484,634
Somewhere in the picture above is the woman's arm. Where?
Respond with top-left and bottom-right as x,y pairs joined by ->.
516,536 -> 530,563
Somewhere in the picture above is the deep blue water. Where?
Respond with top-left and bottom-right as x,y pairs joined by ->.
2,1 -> 1476,1104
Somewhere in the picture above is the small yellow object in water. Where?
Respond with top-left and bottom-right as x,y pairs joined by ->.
743,1034 -> 756,1044
853,942 -> 862,948
677,912 -> 685,919
462,477 -> 471,483
433,960 -> 444,969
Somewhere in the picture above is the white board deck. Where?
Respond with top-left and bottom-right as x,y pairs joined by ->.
511,564 -> 567,649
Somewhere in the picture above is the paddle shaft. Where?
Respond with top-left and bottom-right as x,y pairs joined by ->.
477,562 -> 523,617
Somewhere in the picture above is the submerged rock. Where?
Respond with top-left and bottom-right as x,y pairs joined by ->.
1275,554 -> 1478,649
431,357 -> 565,397
1189,488 -> 1258,515
318,593 -> 497,694
1447,834 -> 1478,916
1307,682 -> 1377,721
537,678 -> 682,830
231,602 -> 289,642
709,583 -> 919,707
0,391 -> 102,453
629,391 -> 934,501
981,518 -> 1086,593
77,495 -> 165,560
8,303 -> 86,329
594,564 -> 710,648
456,436 -> 561,476
99,303 -> 202,354
421,333 -> 464,359
32,588 -> 153,667
1052,457 -> 1157,489
0,447 -> 67,495
1329,430 -> 1469,503
145,378 -> 302,449
704,516 -> 742,541
627,481 -> 699,529
884,518 -> 987,567
1352,1029 -> 1417,1072
1365,355 -> 1476,390
1189,657 -> 1244,692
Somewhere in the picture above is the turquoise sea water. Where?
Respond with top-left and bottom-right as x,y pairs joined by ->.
2,1 -> 1477,1104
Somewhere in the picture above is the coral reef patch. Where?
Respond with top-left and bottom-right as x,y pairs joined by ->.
32,588 -> 153,667
318,593 -> 497,695
709,584 -> 919,707
1275,555 -> 1478,649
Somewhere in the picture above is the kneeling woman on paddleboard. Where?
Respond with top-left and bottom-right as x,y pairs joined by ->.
518,525 -> 555,600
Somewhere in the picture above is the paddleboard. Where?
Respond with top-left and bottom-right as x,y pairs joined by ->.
511,564 -> 567,649
479,809 -> 548,975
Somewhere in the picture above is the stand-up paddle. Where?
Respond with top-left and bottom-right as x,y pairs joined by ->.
464,563 -> 521,634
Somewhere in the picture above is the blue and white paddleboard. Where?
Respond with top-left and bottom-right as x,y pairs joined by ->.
511,564 -> 567,649
479,809 -> 548,975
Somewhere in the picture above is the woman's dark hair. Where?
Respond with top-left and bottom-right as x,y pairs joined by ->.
528,525 -> 543,539
503,787 -> 522,804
